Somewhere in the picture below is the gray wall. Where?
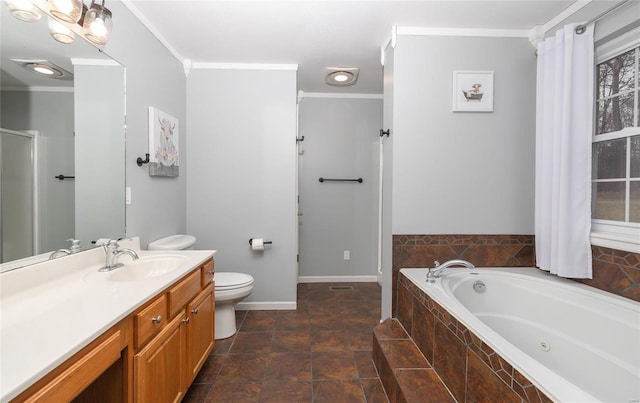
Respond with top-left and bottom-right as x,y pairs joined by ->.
1,89 -> 74,252
298,96 -> 381,280
391,35 -> 537,235
74,64 -> 125,243
104,1 -> 187,247
186,68 -> 298,307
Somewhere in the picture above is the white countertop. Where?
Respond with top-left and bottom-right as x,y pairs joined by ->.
0,238 -> 215,402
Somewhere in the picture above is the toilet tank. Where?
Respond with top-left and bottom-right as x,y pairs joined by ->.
147,235 -> 197,250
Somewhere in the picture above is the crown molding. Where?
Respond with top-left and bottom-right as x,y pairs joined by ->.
298,91 -> 383,100
190,62 -> 298,71
120,0 -> 184,63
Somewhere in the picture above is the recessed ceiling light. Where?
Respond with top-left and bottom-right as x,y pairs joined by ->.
325,67 -> 359,86
10,59 -> 72,79
26,63 -> 64,76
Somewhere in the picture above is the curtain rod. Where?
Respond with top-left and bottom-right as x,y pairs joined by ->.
575,0 -> 631,34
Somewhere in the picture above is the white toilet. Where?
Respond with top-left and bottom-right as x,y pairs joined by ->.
148,234 -> 197,251
147,234 -> 254,340
214,272 -> 254,339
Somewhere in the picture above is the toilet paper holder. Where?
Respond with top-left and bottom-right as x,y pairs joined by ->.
249,238 -> 273,246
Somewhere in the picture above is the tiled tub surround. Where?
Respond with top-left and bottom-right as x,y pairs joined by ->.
396,268 -> 640,402
392,235 -> 535,314
392,235 -> 640,312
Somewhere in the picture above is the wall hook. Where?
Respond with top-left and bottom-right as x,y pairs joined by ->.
296,136 -> 305,142
136,153 -> 150,167
380,129 -> 390,137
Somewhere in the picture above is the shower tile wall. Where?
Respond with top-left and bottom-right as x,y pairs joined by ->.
392,235 -> 640,311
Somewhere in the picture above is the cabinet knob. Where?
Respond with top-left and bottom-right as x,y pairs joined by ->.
182,317 -> 190,324
151,315 -> 162,324
191,308 -> 199,315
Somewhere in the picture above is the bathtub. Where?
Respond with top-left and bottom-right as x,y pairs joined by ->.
400,267 -> 640,403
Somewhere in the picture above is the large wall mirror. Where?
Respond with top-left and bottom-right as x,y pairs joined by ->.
1,5 -> 126,271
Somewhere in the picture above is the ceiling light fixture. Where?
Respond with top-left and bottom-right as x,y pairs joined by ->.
48,16 -> 75,44
49,0 -> 83,23
83,0 -> 112,45
25,62 -> 64,77
3,0 -> 42,22
325,67 -> 359,86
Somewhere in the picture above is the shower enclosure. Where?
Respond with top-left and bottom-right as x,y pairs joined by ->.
0,128 -> 39,263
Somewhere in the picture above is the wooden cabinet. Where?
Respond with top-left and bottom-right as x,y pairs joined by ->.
186,283 -> 215,384
134,312 -> 187,403
132,258 -> 215,402
11,257 -> 214,403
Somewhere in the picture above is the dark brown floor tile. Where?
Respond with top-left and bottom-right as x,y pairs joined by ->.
395,369 -> 454,403
205,382 -> 260,402
194,354 -> 226,383
212,336 -> 235,354
360,379 -> 390,403
235,310 -> 247,330
270,330 -> 311,352
353,351 -> 378,379
347,328 -> 374,351
240,311 -> 278,332
310,314 -> 345,330
312,351 -> 359,380
275,313 -> 310,331
264,352 -> 312,381
258,381 -> 312,403
311,329 -> 350,351
183,383 -> 212,403
313,379 -> 366,403
229,332 -> 272,354
344,314 -> 381,331
308,301 -> 337,315
216,354 -> 269,383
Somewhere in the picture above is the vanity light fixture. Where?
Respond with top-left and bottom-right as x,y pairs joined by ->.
48,16 -> 75,44
83,0 -> 112,45
3,0 -> 42,22
325,67 -> 359,86
49,0 -> 83,23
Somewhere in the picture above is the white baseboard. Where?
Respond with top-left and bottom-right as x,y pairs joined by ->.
236,301 -> 297,311
298,275 -> 379,283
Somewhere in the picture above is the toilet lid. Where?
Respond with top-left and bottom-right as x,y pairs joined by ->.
215,272 -> 254,289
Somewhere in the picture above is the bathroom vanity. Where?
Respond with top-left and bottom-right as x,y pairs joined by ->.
0,238 -> 215,402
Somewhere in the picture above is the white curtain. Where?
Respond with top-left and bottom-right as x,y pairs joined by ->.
535,23 -> 594,279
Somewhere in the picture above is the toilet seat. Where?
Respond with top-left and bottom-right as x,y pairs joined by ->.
215,272 -> 254,290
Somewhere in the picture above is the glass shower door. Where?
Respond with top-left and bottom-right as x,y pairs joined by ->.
1,128 -> 36,262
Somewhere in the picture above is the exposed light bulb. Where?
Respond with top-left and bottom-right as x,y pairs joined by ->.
33,65 -> 56,75
89,18 -> 107,38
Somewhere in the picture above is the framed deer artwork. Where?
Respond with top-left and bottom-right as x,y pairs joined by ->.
148,107 -> 179,177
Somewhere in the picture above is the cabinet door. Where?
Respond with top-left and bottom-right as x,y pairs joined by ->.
134,312 -> 186,403
186,283 -> 214,384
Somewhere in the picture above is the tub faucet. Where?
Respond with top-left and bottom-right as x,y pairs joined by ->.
48,239 -> 83,260
99,239 -> 139,272
426,259 -> 475,282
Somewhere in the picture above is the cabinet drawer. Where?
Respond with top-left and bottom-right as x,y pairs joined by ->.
24,330 -> 122,402
134,294 -> 167,349
169,270 -> 201,318
201,259 -> 214,287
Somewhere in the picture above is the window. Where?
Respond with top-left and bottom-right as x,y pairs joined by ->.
592,35 -> 640,250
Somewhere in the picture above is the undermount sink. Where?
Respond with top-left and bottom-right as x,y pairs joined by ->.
106,255 -> 184,282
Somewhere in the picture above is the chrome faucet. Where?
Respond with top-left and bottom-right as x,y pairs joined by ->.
426,259 -> 475,282
49,239 -> 83,260
99,239 -> 139,272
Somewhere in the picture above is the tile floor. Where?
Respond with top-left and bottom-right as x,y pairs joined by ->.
183,282 -> 389,403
